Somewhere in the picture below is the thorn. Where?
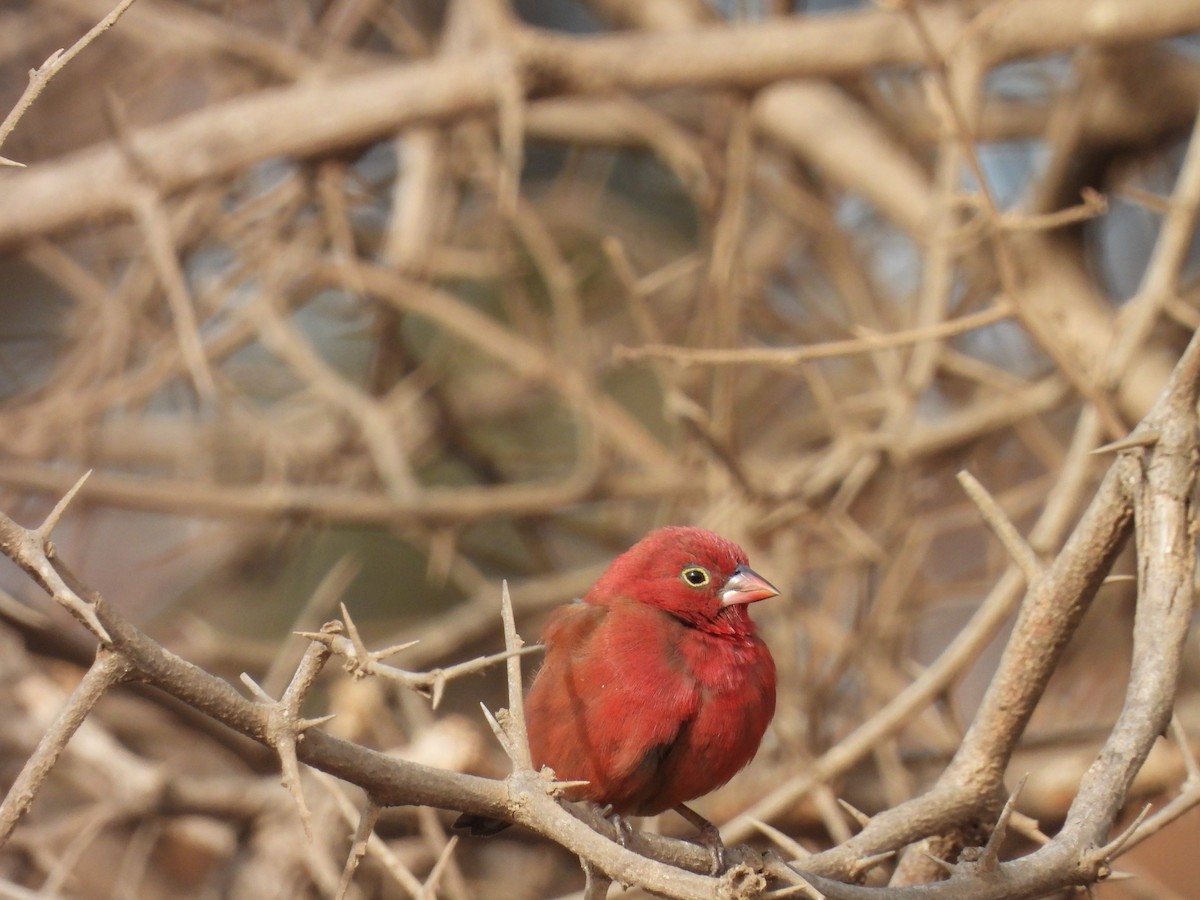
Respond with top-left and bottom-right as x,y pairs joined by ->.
479,702 -> 516,759
1101,574 -> 1137,585
766,879 -> 826,899
922,852 -> 957,876
71,597 -> 112,645
1099,803 -> 1152,860
431,674 -> 447,710
850,850 -> 895,878
1103,870 -> 1137,882
339,602 -> 371,662
240,672 -> 275,703
978,773 -> 1028,870
1090,431 -> 1159,455
298,713 -> 337,732
295,629 -> 337,646
370,639 -> 420,661
547,778 -> 591,797
411,683 -> 433,701
836,797 -> 872,829
748,817 -> 812,860
37,470 -> 92,540
0,155 -> 26,168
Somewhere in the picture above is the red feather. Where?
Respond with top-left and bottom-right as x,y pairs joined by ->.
524,526 -> 778,817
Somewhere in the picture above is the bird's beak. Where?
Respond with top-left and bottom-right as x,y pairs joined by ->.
720,565 -> 780,606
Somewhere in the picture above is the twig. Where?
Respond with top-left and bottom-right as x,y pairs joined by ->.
1104,104 -> 1200,386
299,622 -> 540,708
956,471 -> 1044,583
263,555 -> 361,698
0,0 -> 140,162
249,631 -> 335,840
499,580 -> 532,771
315,772 -> 424,896
0,509 -> 109,644
0,650 -> 132,846
419,834 -> 460,900
128,186 -> 218,403
334,800 -> 381,900
615,303 -> 1014,367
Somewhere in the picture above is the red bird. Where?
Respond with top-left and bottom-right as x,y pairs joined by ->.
459,526 -> 779,864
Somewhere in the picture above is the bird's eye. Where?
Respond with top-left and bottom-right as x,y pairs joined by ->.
681,566 -> 711,587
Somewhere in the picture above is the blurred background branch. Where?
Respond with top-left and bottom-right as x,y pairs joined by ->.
3,0 -> 1200,897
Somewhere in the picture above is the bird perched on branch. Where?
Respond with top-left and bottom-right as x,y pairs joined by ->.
457,526 -> 779,871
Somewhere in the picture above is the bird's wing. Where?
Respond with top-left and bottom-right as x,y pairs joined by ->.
527,601 -> 701,814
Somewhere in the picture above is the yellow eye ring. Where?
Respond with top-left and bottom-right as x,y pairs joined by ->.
681,566 -> 711,588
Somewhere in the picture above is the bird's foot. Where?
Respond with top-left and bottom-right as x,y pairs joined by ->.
673,803 -> 726,876
597,805 -> 634,848
694,821 -> 726,876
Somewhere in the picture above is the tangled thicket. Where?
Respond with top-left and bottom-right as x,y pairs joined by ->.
2,1 -> 1200,898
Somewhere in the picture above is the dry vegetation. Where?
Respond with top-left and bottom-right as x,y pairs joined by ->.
3,0 -> 1200,898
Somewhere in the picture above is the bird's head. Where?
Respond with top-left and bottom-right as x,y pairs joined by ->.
587,526 -> 780,634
